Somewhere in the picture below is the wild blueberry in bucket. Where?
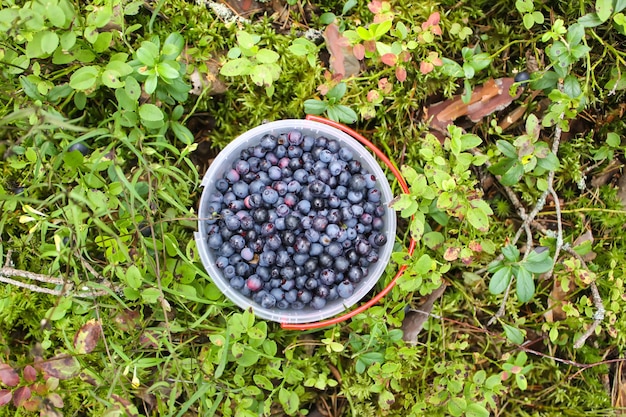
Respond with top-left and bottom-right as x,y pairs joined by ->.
205,129 -> 386,310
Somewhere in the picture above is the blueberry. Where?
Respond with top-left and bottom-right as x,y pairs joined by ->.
305,277 -> 319,290
287,130 -> 303,146
68,142 -> 90,156
246,275 -> 263,291
338,147 -> 353,161
311,296 -> 326,309
285,289 -> 298,303
241,247 -> 255,261
230,276 -> 245,290
229,235 -> 245,250
337,280 -> 354,298
224,265 -> 236,279
260,293 -> 277,308
262,188 -> 279,205
320,269 -> 336,286
208,233 -> 223,249
260,134 -> 277,150
298,290 -> 313,304
514,71 -> 531,84
347,266 -> 364,283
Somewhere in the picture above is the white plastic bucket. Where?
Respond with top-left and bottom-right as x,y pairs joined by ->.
194,119 -> 397,324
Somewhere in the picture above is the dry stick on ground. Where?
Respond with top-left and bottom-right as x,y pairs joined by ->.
0,266 -> 116,298
483,88 -> 567,326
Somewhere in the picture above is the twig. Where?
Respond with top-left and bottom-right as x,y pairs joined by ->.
562,247 -> 606,349
0,266 -> 115,298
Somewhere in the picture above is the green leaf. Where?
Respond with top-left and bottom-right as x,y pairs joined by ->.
327,82 -> 347,100
515,266 -> 535,302
447,397 -> 466,416
141,287 -> 161,303
101,69 -> 124,88
170,122 -> 194,145
578,12 -> 604,27
496,140 -> 518,158
220,58 -> 253,77
489,265 -> 512,295
304,99 -> 327,115
156,61 -> 180,79
319,12 -> 336,24
256,48 -> 279,64
237,31 -> 260,50
596,0 -> 614,22
516,373 -> 528,390
502,323 -> 525,344
342,0 -> 357,15
332,104 -> 358,124
467,206 -> 490,232
162,32 -> 184,58
607,132 -> 621,147
469,53 -> 492,71
423,231 -> 445,249
69,66 -> 100,90
466,403 -> 490,417
378,390 -> 395,410
138,103 -> 164,122
278,388 -> 299,415
502,244 -> 520,262
250,63 -> 280,87
441,58 -> 464,78
40,31 -> 60,54
523,247 -> 553,273
136,41 -> 159,67
563,75 -> 582,98
125,265 -> 142,289
253,374 -> 273,390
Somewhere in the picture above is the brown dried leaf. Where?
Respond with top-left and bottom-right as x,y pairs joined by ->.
426,77 -> 523,133
401,284 -> 447,344
37,355 -> 80,380
73,319 -> 102,354
0,363 -> 19,387
545,275 -> 570,322
0,389 -> 12,406
323,23 -> 360,79
613,361 -> 626,411
13,386 -> 31,407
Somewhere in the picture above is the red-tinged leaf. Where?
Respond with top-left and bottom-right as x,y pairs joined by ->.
352,44 -> 365,60
420,61 -> 434,74
73,319 -> 102,354
13,386 -> 31,407
444,247 -> 460,261
22,398 -> 41,412
368,0 -> 382,13
367,90 -> 380,102
364,40 -> 376,53
0,364 -> 19,387
47,392 -> 64,408
381,53 -> 397,66
31,382 -> 47,395
324,23 -> 360,78
426,11 -> 440,26
396,66 -> 407,82
23,365 -> 37,383
0,389 -> 12,406
469,241 -> 483,252
38,356 -> 80,380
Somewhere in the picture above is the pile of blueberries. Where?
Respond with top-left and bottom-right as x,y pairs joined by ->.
204,129 -> 387,311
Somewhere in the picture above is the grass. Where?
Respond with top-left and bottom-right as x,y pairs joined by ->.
1,0 -> 626,416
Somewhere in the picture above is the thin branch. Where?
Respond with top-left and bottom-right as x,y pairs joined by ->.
0,266 -> 116,298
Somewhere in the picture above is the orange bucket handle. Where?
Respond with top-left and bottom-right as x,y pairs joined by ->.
280,115 -> 417,330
